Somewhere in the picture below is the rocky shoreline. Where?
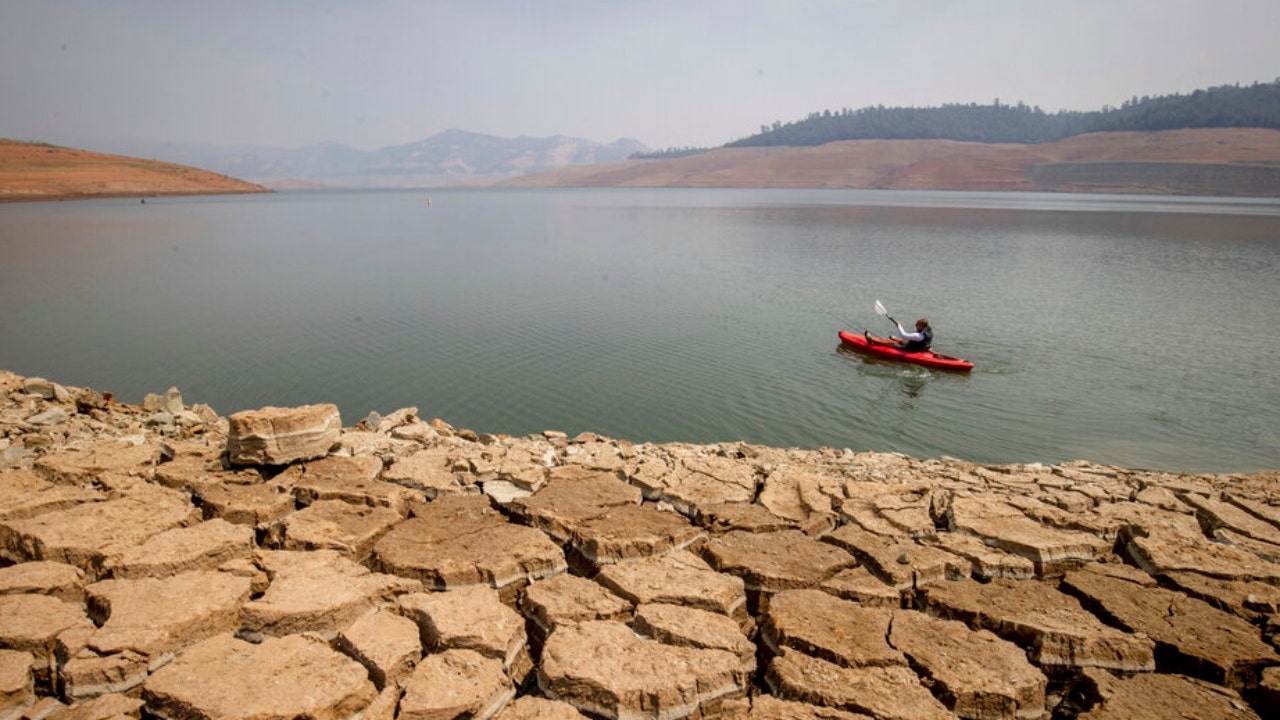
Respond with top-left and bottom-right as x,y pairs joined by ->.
2,368 -> 1279,719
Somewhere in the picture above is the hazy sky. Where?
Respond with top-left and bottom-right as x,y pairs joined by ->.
2,0 -> 1278,151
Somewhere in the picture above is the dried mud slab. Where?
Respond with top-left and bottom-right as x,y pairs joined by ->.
537,620 -> 750,719
371,495 -> 566,600
563,503 -> 707,575
399,648 -> 514,720
398,585 -> 529,683
519,573 -> 632,649
1061,564 -> 1279,689
4,370 -> 1280,719
921,577 -> 1156,672
765,649 -> 953,720
0,485 -> 200,578
632,603 -> 756,674
761,589 -> 905,670
888,610 -> 1046,719
1072,669 -> 1260,719
239,550 -> 420,641
823,525 -> 969,590
142,633 -> 376,720
594,550 -> 747,620
701,529 -> 858,610
281,500 -> 402,562
332,609 -> 421,691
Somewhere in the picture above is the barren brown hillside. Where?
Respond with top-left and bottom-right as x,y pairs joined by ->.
0,140 -> 269,202
501,128 -> 1280,197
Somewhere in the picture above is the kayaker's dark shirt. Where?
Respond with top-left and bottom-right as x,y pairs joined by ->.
903,326 -> 933,352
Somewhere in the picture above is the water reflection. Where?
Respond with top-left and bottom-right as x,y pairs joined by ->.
834,344 -> 950,400
3,189 -> 1278,472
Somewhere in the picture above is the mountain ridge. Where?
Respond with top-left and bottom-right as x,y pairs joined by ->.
90,130 -> 648,189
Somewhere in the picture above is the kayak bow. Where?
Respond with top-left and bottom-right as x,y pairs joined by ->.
838,331 -> 974,372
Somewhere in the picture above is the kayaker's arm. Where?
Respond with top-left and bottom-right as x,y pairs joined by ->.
895,323 -> 926,342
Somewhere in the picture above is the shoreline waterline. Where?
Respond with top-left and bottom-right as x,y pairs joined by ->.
4,368 -> 1275,480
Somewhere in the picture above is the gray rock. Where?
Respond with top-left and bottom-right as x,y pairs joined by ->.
20,378 -> 58,400
142,388 -> 183,416
25,409 -> 68,427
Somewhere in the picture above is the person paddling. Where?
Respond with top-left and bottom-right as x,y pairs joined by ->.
864,318 -> 932,352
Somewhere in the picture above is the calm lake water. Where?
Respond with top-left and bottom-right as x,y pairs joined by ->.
3,188 -> 1279,473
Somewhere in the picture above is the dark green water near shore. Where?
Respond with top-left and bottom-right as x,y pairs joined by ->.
2,188 -> 1278,472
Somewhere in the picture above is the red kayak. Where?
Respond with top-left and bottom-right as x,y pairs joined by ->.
838,331 -> 974,372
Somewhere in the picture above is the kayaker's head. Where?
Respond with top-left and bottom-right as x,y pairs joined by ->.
915,318 -> 929,331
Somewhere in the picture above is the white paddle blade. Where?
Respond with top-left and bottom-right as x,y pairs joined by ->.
874,300 -> 888,316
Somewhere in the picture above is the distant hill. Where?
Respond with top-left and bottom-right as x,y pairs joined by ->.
501,128 -> 1280,197
0,140 -> 269,202
726,80 -> 1280,148
104,130 -> 649,188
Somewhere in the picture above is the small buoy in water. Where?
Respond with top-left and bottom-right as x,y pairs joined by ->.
140,198 -> 146,204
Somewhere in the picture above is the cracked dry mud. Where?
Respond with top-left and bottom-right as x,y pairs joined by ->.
2,369 -> 1279,720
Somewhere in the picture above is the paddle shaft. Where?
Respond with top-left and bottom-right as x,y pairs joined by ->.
874,300 -> 898,329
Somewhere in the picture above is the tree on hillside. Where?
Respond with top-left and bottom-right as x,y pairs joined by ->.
726,80 -> 1280,147
629,146 -> 713,160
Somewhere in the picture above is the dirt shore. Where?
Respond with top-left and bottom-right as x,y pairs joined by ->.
0,140 -> 269,202
501,128 -> 1280,197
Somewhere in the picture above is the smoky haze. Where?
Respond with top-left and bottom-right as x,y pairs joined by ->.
2,0 -> 1278,152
